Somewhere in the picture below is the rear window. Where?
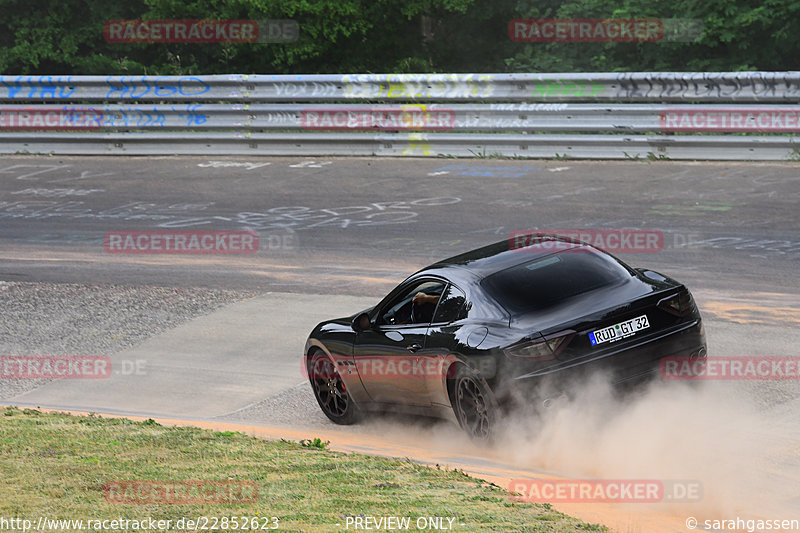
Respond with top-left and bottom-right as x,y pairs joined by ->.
482,249 -> 631,315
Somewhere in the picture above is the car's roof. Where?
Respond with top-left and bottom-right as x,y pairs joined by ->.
426,235 -> 586,280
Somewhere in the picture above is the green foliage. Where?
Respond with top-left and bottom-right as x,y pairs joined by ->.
505,0 -> 800,72
0,0 -> 798,74
299,437 -> 330,449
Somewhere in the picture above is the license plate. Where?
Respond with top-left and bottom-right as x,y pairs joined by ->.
589,315 -> 650,346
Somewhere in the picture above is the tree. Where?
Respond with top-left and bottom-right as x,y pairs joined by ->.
1,0 -> 799,74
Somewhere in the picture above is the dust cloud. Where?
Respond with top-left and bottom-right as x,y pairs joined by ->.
359,373 -> 800,521
493,374 -> 800,518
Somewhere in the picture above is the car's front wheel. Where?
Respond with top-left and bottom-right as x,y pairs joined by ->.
308,351 -> 358,425
451,366 -> 496,441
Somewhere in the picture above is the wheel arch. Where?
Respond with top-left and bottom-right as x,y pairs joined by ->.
445,360 -> 500,411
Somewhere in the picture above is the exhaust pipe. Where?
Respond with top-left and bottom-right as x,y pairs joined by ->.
689,347 -> 707,360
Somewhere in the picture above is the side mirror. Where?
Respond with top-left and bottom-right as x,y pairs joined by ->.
352,312 -> 372,332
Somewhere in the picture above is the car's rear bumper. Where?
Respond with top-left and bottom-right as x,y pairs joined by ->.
511,317 -> 706,390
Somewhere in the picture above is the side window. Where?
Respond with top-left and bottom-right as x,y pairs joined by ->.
432,284 -> 467,323
377,280 -> 445,326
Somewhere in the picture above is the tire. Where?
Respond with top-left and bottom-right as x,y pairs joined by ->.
451,366 -> 497,441
308,351 -> 358,425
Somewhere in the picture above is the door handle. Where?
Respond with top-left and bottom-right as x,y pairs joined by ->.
406,343 -> 422,353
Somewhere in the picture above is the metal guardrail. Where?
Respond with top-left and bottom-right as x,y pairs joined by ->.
3,72 -> 800,102
1,72 -> 800,159
5,103 -> 800,132
3,132 -> 797,160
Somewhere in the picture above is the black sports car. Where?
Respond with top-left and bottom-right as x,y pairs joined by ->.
304,234 -> 706,439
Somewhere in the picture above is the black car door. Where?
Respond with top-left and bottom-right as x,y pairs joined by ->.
420,283 -> 474,406
352,279 -> 445,406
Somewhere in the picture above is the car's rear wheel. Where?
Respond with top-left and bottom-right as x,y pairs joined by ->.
308,351 -> 358,425
451,366 -> 496,440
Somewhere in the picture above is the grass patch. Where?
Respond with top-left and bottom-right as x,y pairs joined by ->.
0,407 -> 604,532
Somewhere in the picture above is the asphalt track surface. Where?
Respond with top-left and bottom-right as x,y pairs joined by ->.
1,156 -> 800,532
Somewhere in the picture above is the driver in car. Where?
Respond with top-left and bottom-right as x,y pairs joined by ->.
412,292 -> 440,306
410,291 -> 441,323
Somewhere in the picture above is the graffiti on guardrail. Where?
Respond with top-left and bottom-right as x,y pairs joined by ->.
5,72 -> 800,102
532,80 -> 603,98
101,107 -> 164,128
272,82 -> 340,97
0,105 -> 210,129
614,73 -> 800,99
100,105 -> 207,127
342,74 -> 493,99
0,76 -> 75,99
105,76 -> 211,99
488,103 -> 569,111
252,111 -> 295,125
2,72 -> 800,159
0,104 -> 208,131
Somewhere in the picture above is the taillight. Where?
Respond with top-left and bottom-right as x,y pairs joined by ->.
504,332 -> 574,360
658,290 -> 694,317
